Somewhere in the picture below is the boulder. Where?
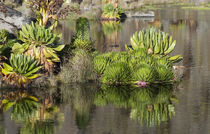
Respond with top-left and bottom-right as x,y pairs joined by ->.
126,11 -> 155,17
0,2 -> 31,33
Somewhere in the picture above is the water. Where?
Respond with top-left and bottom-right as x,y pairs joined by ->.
1,6 -> 210,134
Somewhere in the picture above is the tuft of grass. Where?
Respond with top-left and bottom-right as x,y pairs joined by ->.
181,6 -> 210,10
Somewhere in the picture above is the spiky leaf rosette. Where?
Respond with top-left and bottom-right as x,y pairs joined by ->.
155,65 -> 173,82
1,54 -> 42,87
102,62 -> 131,84
154,56 -> 173,68
17,22 -> 61,46
132,64 -> 156,82
0,29 -> 16,57
102,4 -> 124,19
73,38 -> 93,50
93,52 -> 116,75
128,28 -> 182,62
12,22 -> 65,71
102,4 -> 115,19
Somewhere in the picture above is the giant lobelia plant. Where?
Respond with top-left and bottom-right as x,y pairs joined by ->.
12,22 -> 65,72
72,17 -> 93,50
1,54 -> 42,88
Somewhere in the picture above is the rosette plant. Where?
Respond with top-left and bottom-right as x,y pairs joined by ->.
0,29 -> 16,57
1,54 -> 42,88
12,22 -> 65,72
102,3 -> 124,20
28,0 -> 64,29
126,28 -> 182,62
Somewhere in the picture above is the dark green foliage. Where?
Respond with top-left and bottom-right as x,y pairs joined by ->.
0,29 -> 15,57
0,29 -> 9,44
155,65 -> 174,82
94,48 -> 175,84
75,17 -> 90,40
93,52 -> 116,75
93,28 -> 182,85
132,64 -> 156,82
102,62 -> 131,84
72,17 -> 93,50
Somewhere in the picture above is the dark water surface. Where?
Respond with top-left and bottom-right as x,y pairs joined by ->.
1,7 -> 210,134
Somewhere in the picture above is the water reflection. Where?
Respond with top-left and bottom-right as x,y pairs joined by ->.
95,85 -> 176,127
0,83 -> 178,133
1,6 -> 210,134
0,89 -> 64,134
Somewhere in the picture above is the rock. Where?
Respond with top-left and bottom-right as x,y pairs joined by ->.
0,2 -> 31,33
0,19 -> 17,33
126,11 -> 155,17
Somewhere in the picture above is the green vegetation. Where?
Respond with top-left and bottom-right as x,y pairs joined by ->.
12,22 -> 65,72
102,3 -> 124,20
181,6 -> 210,10
1,54 -> 42,88
94,49 -> 175,85
72,17 -> 93,50
127,28 -> 181,59
94,28 -> 182,86
59,17 -> 96,83
0,29 -> 16,57
28,0 -> 64,29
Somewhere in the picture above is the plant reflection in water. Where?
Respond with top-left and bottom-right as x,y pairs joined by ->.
0,83 -> 178,133
0,89 -> 64,134
94,84 -> 177,127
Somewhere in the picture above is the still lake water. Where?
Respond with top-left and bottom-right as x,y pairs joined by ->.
1,6 -> 210,134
